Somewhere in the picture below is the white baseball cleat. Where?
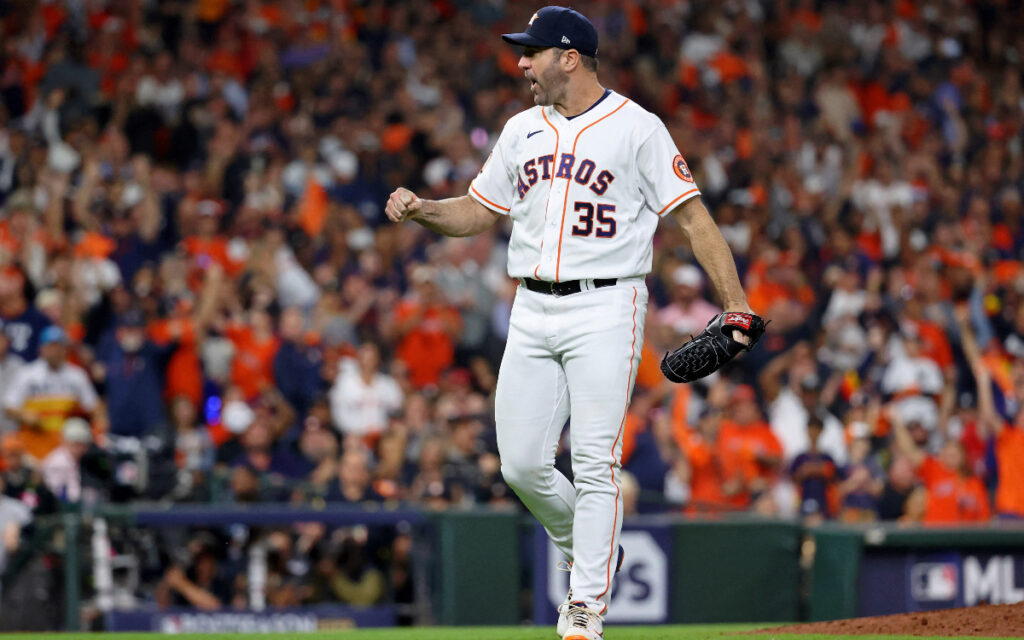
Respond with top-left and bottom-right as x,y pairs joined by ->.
559,601 -> 604,640
555,546 -> 623,638
556,585 -> 572,637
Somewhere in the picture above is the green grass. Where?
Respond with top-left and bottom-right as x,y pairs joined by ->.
0,627 -> 1020,640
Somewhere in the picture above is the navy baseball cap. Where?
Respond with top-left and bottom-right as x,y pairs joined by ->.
502,6 -> 599,58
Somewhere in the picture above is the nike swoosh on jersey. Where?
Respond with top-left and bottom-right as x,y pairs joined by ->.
526,130 -> 544,139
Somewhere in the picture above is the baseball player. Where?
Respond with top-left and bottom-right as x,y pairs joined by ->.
385,7 -> 763,639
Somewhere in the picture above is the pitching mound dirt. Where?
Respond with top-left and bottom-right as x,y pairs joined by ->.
751,602 -> 1024,637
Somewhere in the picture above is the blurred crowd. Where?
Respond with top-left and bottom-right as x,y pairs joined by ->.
1,0 -> 1024,607
143,522 -> 415,616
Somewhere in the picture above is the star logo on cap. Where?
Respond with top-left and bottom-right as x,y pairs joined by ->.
528,12 -> 538,26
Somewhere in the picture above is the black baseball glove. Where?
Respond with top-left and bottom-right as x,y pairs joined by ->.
660,312 -> 767,384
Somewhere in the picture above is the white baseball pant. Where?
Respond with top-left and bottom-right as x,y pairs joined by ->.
495,278 -> 647,615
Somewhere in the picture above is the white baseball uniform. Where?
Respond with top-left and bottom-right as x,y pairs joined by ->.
469,89 -> 701,615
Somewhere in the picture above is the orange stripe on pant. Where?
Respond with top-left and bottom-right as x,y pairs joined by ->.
596,285 -> 639,613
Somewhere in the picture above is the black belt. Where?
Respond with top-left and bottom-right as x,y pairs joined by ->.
521,277 -> 617,297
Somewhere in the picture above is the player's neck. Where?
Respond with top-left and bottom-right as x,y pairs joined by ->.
553,80 -> 607,118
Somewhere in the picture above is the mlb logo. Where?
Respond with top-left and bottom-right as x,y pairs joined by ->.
911,563 -> 959,602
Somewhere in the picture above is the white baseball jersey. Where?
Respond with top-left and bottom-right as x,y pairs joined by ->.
469,89 -> 701,282
329,357 -> 404,437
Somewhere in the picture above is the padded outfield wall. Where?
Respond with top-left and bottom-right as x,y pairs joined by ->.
12,506 -> 1024,631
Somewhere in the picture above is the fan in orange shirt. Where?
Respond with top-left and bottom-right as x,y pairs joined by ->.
182,200 -> 246,281
957,308 -> 1024,519
991,421 -> 1024,518
224,309 -> 280,400
887,404 -> 990,524
716,385 -> 784,511
915,453 -> 991,524
676,406 -> 742,513
147,261 -> 226,408
391,266 -> 461,389
901,294 -> 954,371
746,248 -> 814,332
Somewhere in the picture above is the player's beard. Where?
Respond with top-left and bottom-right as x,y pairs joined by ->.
531,63 -> 568,107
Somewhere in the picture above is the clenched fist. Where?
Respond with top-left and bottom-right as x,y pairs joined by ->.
385,187 -> 422,222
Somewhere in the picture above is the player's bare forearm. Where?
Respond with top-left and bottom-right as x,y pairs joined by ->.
385,189 -> 499,237
957,309 -> 1002,434
886,405 -> 925,467
415,196 -> 500,236
671,197 -> 751,312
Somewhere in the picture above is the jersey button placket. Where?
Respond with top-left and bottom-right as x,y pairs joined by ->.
544,179 -> 562,276
549,137 -> 575,279
537,156 -> 559,279
548,178 -> 562,230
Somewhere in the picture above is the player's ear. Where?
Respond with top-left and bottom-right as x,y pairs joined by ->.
561,49 -> 579,71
